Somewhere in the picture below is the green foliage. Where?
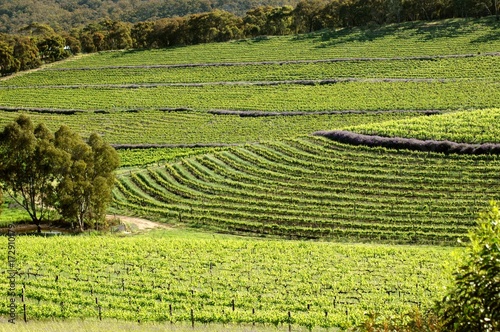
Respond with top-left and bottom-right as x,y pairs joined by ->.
353,308 -> 442,331
437,201 -> 500,331
53,127 -> 120,231
187,10 -> 244,44
47,17 -> 500,68
64,35 -> 81,54
104,21 -> 133,50
0,115 -> 62,229
0,235 -> 457,328
118,147 -> 228,167
0,110 -> 427,145
351,108 -> 500,144
1,18 -> 497,114
113,137 -> 500,244
12,37 -> 41,71
0,81 -> 498,112
3,56 -> 498,87
0,41 -> 17,76
37,34 -> 70,62
293,0 -> 328,33
0,116 -> 120,231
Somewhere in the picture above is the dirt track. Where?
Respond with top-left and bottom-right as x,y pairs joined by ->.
107,215 -> 171,231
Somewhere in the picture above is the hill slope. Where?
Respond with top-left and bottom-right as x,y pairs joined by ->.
0,0 -> 297,33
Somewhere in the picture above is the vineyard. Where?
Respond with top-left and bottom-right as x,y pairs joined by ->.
0,111 -> 421,145
45,17 -> 499,68
2,55 -> 499,87
112,136 -> 500,244
0,236 -> 458,329
351,108 -> 500,144
1,81 -> 498,112
1,16 -> 500,330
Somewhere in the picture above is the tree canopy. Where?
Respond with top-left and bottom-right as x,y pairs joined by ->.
0,115 -> 119,232
1,0 -> 499,76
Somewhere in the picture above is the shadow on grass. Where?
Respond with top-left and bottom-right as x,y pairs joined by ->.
471,16 -> 500,43
296,16 -> 500,48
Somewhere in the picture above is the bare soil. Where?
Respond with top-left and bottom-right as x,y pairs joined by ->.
107,215 -> 171,231
0,215 -> 170,234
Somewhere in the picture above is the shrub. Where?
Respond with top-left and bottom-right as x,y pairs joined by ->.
437,201 -> 500,331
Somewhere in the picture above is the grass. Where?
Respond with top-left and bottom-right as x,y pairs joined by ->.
0,318 -> 325,332
0,199 -> 31,227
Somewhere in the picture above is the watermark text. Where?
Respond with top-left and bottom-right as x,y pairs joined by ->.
7,224 -> 16,324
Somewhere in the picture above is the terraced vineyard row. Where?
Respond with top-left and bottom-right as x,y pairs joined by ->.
49,17 -> 500,68
0,110 -> 420,145
3,56 -> 499,87
113,136 -> 500,244
352,108 -> 500,144
1,81 -> 498,112
0,236 -> 457,329
118,147 -> 229,168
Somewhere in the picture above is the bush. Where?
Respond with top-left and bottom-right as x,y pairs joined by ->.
355,201 -> 500,332
437,201 -> 500,331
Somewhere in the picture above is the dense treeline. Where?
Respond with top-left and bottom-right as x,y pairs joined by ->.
0,0 -> 499,76
0,0 -> 299,33
0,0 -> 497,34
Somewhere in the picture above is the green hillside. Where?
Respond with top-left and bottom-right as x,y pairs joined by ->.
1,17 -> 499,330
113,137 -> 500,244
1,18 -> 498,116
3,56 -> 498,87
47,18 -> 500,68
352,108 -> 500,144
0,111 -> 418,145
2,81 -> 498,112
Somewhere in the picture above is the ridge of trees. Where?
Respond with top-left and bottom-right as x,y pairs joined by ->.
0,0 -> 497,34
1,0 -> 499,76
0,115 -> 120,232
0,0 -> 299,34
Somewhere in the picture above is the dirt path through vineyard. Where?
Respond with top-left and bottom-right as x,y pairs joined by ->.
107,215 -> 171,231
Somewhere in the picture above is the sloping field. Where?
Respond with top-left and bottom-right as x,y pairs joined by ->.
0,111 -> 420,145
2,55 -> 498,87
1,81 -> 498,112
1,18 -> 498,114
351,108 -> 500,144
113,136 -> 500,244
1,16 -> 500,330
45,17 -> 500,68
0,236 -> 458,329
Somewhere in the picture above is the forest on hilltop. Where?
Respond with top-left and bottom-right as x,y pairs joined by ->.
1,0 -> 498,33
0,0 -> 498,76
0,0 -> 298,33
